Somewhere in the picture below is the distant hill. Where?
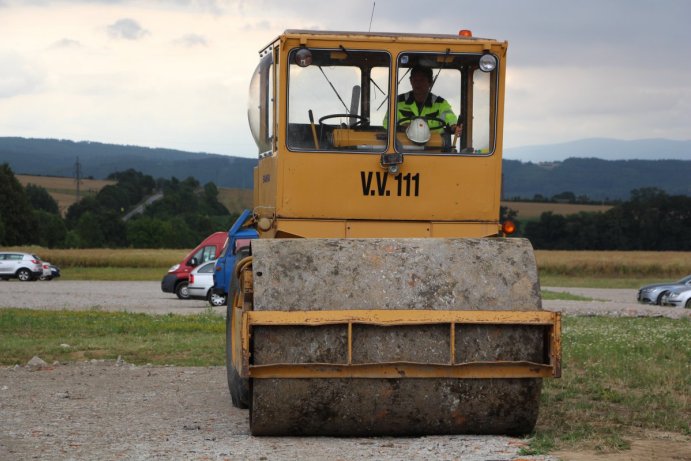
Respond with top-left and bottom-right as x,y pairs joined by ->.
505,137 -> 691,162
0,137 -> 255,189
2,137 -> 690,201
502,157 -> 691,200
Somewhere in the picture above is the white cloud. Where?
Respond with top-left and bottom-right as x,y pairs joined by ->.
107,18 -> 149,40
51,38 -> 82,49
0,54 -> 45,99
173,33 -> 207,47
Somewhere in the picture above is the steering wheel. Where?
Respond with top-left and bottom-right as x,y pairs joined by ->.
318,113 -> 369,128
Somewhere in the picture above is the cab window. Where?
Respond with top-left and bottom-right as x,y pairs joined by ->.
286,48 -> 390,153
193,246 -> 217,264
393,52 -> 498,155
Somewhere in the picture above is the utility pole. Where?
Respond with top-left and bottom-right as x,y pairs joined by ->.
74,156 -> 82,201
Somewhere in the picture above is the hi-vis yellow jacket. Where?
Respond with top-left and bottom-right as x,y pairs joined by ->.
383,91 -> 457,130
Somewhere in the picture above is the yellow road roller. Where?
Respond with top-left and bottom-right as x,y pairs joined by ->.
224,29 -> 561,436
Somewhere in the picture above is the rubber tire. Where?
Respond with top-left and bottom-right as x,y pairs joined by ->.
17,268 -> 32,282
226,303 -> 249,409
175,281 -> 190,299
685,298 -> 691,309
225,247 -> 251,409
208,291 -> 227,307
656,291 -> 668,305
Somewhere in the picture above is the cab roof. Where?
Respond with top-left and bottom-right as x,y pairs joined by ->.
261,29 -> 506,54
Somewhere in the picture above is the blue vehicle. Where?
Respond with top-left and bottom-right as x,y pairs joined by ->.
212,210 -> 258,302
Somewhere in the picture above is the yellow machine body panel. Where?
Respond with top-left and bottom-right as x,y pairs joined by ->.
255,152 -> 501,237
249,30 -> 508,239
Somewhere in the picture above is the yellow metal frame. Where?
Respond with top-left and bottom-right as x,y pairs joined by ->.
253,30 -> 509,240
238,309 -> 561,380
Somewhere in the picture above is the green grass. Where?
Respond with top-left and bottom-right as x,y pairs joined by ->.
540,275 -> 665,289
0,308 -> 225,366
541,290 -> 593,301
526,316 -> 690,454
59,267 -> 166,281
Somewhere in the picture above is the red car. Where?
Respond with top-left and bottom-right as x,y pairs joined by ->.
160,232 -> 227,299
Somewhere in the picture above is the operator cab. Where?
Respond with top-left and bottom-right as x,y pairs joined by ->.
249,31 -> 499,161
248,30 -> 508,239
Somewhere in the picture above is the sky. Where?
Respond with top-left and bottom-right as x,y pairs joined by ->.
1,0 -> 690,159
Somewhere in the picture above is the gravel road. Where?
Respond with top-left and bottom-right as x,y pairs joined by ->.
1,280 -> 688,460
1,280 -> 688,318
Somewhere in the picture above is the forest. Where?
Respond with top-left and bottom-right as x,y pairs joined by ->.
1,163 -> 690,250
0,164 -> 236,249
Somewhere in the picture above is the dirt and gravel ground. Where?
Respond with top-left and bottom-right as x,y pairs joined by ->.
1,280 -> 688,460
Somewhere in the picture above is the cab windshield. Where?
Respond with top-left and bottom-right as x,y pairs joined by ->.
286,48 -> 390,153
283,47 -> 497,155
394,52 -> 497,155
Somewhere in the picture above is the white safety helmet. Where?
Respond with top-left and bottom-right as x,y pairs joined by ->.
405,118 -> 431,144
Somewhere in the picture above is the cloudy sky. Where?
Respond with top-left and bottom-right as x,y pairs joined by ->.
1,0 -> 689,159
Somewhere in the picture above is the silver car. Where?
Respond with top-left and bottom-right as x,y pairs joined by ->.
637,275 -> 691,305
0,252 -> 44,281
188,260 -> 227,307
661,287 -> 691,309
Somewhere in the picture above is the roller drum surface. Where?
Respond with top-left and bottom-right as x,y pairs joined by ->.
251,378 -> 541,436
246,238 -> 544,435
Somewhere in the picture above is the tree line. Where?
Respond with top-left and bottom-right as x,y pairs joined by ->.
2,163 -> 690,250
0,164 -> 236,249
512,188 -> 691,250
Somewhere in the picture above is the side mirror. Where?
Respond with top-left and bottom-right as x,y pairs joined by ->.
188,257 -> 198,267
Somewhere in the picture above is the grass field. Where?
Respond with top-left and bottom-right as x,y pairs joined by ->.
502,200 -> 612,219
217,187 -> 253,214
16,174 -> 115,216
537,249 -> 690,287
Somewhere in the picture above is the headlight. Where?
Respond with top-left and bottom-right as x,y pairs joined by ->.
479,54 -> 497,72
168,264 -> 180,272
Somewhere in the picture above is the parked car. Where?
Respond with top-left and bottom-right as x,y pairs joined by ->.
188,260 -> 227,307
39,262 -> 61,281
0,252 -> 44,281
637,275 -> 691,305
161,232 -> 227,300
40,262 -> 51,280
661,287 -> 691,309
